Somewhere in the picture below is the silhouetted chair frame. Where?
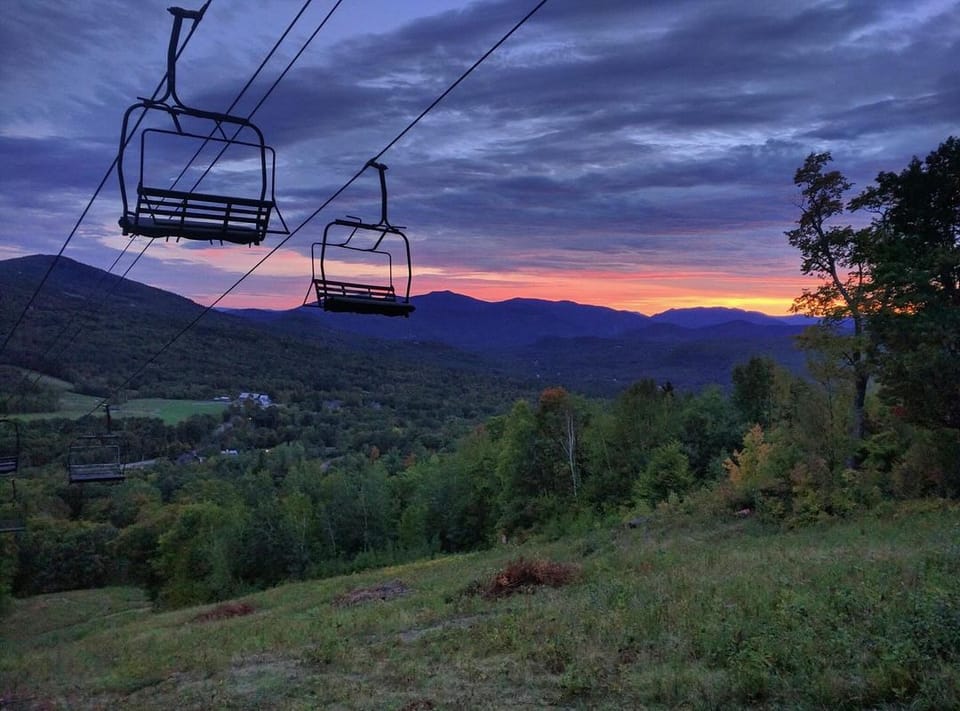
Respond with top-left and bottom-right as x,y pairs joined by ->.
68,434 -> 125,484
0,419 -> 19,477
117,6 -> 286,246
306,161 -> 414,318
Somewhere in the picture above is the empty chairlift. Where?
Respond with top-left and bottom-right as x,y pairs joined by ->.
68,434 -> 125,484
306,160 -> 415,318
117,6 -> 286,246
0,418 -> 19,478
0,420 -> 24,533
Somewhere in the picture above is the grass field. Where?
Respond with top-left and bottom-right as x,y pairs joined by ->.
6,367 -> 229,424
14,396 -> 228,425
110,398 -> 230,425
2,502 -> 958,709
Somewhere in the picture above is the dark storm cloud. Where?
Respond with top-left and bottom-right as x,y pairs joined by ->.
1,0 -> 958,308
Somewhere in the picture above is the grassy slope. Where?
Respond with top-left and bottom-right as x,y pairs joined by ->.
8,367 -> 228,424
15,395 -> 227,424
3,504 -> 959,709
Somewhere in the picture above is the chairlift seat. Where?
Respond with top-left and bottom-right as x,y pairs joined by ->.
116,6 -> 285,249
314,280 -> 415,317
68,434 -> 124,484
0,518 -> 25,534
120,186 -> 274,245
68,462 -> 126,484
0,455 -> 17,477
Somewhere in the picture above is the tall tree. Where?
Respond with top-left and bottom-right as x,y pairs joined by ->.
535,387 -> 585,501
732,356 -> 778,427
786,152 -> 873,450
850,137 -> 960,432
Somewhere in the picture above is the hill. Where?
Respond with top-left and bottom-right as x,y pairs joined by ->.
2,254 -> 813,400
229,291 -> 813,394
4,505 -> 958,708
0,255 -> 533,450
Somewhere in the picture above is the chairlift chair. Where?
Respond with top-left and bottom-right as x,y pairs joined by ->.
0,480 -> 25,534
0,418 -> 19,477
0,421 -> 24,533
117,6 -> 287,246
306,160 -> 415,318
68,434 -> 125,484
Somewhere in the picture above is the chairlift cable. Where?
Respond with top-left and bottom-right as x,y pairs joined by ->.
1,234 -> 135,407
165,0 -> 325,197
18,235 -> 137,389
9,0 -> 337,382
29,238 -> 155,386
0,0 -> 214,360
83,0 -> 554,418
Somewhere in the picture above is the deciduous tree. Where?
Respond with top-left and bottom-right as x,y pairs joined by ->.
786,152 -> 873,448
850,136 -> 960,432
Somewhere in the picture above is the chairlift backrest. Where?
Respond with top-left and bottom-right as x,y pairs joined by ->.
68,434 -> 125,484
306,161 -> 414,318
116,6 -> 286,246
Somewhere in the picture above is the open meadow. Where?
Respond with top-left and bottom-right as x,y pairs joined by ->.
3,502 -> 958,709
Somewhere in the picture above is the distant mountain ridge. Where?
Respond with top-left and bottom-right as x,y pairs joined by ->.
228,290 -> 814,352
226,289 -> 816,394
2,254 -> 816,396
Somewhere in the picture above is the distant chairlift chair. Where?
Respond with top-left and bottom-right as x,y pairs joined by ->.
0,418 -> 19,478
68,434 -> 125,484
117,6 -> 287,246
0,420 -> 24,533
306,160 -> 415,318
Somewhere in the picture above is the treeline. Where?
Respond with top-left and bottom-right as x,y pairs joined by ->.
4,354 -> 956,610
3,136 -> 958,612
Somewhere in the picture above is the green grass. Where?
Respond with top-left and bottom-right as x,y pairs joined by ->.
13,394 -> 227,425
110,398 -> 229,425
3,503 -> 959,709
5,367 -> 228,424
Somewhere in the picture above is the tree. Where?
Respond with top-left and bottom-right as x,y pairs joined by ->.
635,440 -> 693,506
495,399 -> 545,532
731,356 -> 778,427
535,387 -> 585,501
786,152 -> 873,448
850,136 -> 960,432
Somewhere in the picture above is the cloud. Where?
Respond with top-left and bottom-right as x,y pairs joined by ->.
1,0 -> 957,314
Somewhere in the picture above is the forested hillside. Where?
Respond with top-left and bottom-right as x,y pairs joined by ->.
2,209 -> 959,613
230,290 -> 813,395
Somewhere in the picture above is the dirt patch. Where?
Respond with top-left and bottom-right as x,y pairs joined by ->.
467,557 -> 580,600
332,579 -> 410,607
192,601 -> 255,623
399,700 -> 436,711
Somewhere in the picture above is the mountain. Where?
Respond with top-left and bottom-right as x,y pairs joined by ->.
229,292 -> 813,353
229,291 -> 652,351
650,306 -> 815,328
0,255 -> 534,411
2,254 -> 814,398
226,289 -> 815,395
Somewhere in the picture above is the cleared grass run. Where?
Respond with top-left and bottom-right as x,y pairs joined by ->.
2,502 -> 959,709
6,368 -> 230,424
16,395 -> 228,425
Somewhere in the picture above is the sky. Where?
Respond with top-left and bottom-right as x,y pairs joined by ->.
1,0 -> 957,316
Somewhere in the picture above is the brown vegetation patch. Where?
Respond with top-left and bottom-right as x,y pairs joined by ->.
332,579 -> 410,607
192,602 -> 255,623
470,557 -> 581,600
399,700 -> 435,711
